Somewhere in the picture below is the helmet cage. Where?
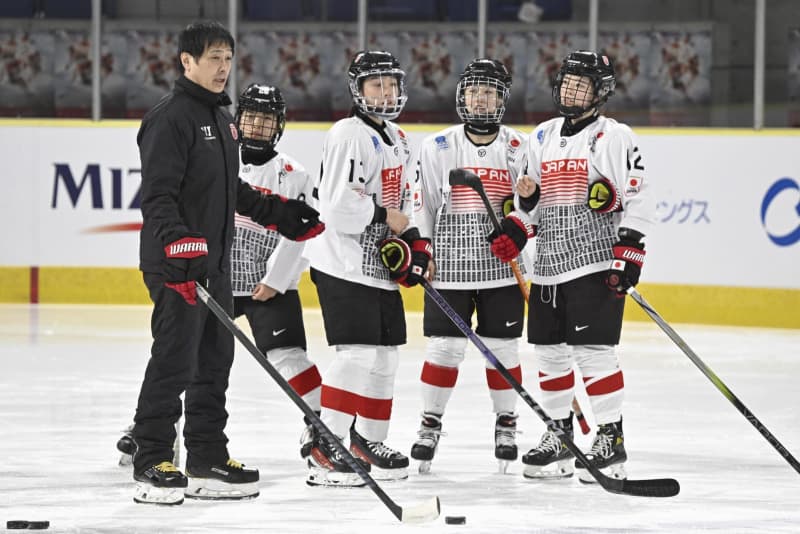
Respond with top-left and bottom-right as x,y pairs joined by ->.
349,67 -> 408,120
235,85 -> 287,153
456,74 -> 510,125
552,52 -> 616,118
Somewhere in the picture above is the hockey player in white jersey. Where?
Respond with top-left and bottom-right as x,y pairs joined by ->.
409,58 -> 533,474
304,50 -> 432,486
489,51 -> 655,482
231,84 -> 323,465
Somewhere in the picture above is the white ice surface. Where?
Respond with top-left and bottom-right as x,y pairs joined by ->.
1,304 -> 799,533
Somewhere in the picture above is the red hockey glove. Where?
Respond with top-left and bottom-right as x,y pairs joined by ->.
162,233 -> 208,305
403,238 -> 433,287
379,233 -> 433,288
271,196 -> 325,242
488,213 -> 535,262
606,234 -> 646,296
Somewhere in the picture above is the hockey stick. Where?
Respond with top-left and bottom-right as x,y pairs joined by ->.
449,168 -> 591,435
421,279 -> 679,497
195,283 -> 441,523
627,287 -> 800,475
449,168 -> 530,299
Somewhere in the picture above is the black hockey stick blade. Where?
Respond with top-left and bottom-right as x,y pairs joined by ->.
448,168 -> 502,231
421,279 -> 679,497
195,283 -> 441,523
448,168 -> 482,188
628,287 -> 800,476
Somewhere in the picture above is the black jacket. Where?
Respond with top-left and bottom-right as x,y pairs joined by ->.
138,75 -> 276,276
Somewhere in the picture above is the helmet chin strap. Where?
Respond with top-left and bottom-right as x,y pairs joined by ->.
464,122 -> 500,136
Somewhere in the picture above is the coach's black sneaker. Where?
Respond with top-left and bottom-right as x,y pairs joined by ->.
185,459 -> 259,500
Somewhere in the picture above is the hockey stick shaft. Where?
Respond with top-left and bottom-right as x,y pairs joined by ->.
195,283 -> 440,523
628,287 -> 800,475
450,168 -> 591,434
421,279 -> 679,497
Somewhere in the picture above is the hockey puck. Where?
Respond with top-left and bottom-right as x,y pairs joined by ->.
445,516 -> 466,525
6,521 -> 29,529
28,521 -> 51,530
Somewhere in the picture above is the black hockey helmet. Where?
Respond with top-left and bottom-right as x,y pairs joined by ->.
456,58 -> 512,126
347,50 -> 407,120
235,83 -> 287,153
552,50 -> 616,118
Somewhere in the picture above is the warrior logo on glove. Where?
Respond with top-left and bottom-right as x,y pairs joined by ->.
162,233 -> 209,305
606,228 -> 646,295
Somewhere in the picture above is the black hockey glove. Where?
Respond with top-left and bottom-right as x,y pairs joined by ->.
270,196 -> 325,242
379,237 -> 412,282
488,212 -> 535,263
606,229 -> 646,296
162,232 -> 208,305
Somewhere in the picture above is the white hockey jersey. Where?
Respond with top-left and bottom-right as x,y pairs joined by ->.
415,124 -> 528,290
304,115 -> 414,291
231,152 -> 313,296
525,115 -> 655,285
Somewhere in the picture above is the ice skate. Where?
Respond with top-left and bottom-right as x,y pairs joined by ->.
576,419 -> 627,483
185,458 -> 259,500
350,426 -> 409,481
522,414 -> 575,479
410,412 -> 444,474
299,413 -> 319,459
494,412 -> 519,474
307,434 -> 370,488
133,461 -> 188,505
117,424 -> 136,466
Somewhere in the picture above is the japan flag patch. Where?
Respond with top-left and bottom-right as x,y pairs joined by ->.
625,176 -> 642,196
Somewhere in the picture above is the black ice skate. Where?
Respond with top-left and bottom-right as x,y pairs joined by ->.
307,434 -> 370,487
495,412 -> 519,473
117,424 -> 136,466
522,413 -> 575,479
133,461 -> 188,505
410,412 -> 444,474
350,426 -> 409,481
576,419 -> 627,483
185,458 -> 259,500
300,413 -> 320,459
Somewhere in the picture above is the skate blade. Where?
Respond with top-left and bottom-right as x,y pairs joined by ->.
133,483 -> 184,505
185,478 -> 259,500
417,460 -> 432,474
370,465 -> 408,481
578,463 -> 627,484
497,460 -> 512,474
306,466 -> 366,488
523,460 -> 575,480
